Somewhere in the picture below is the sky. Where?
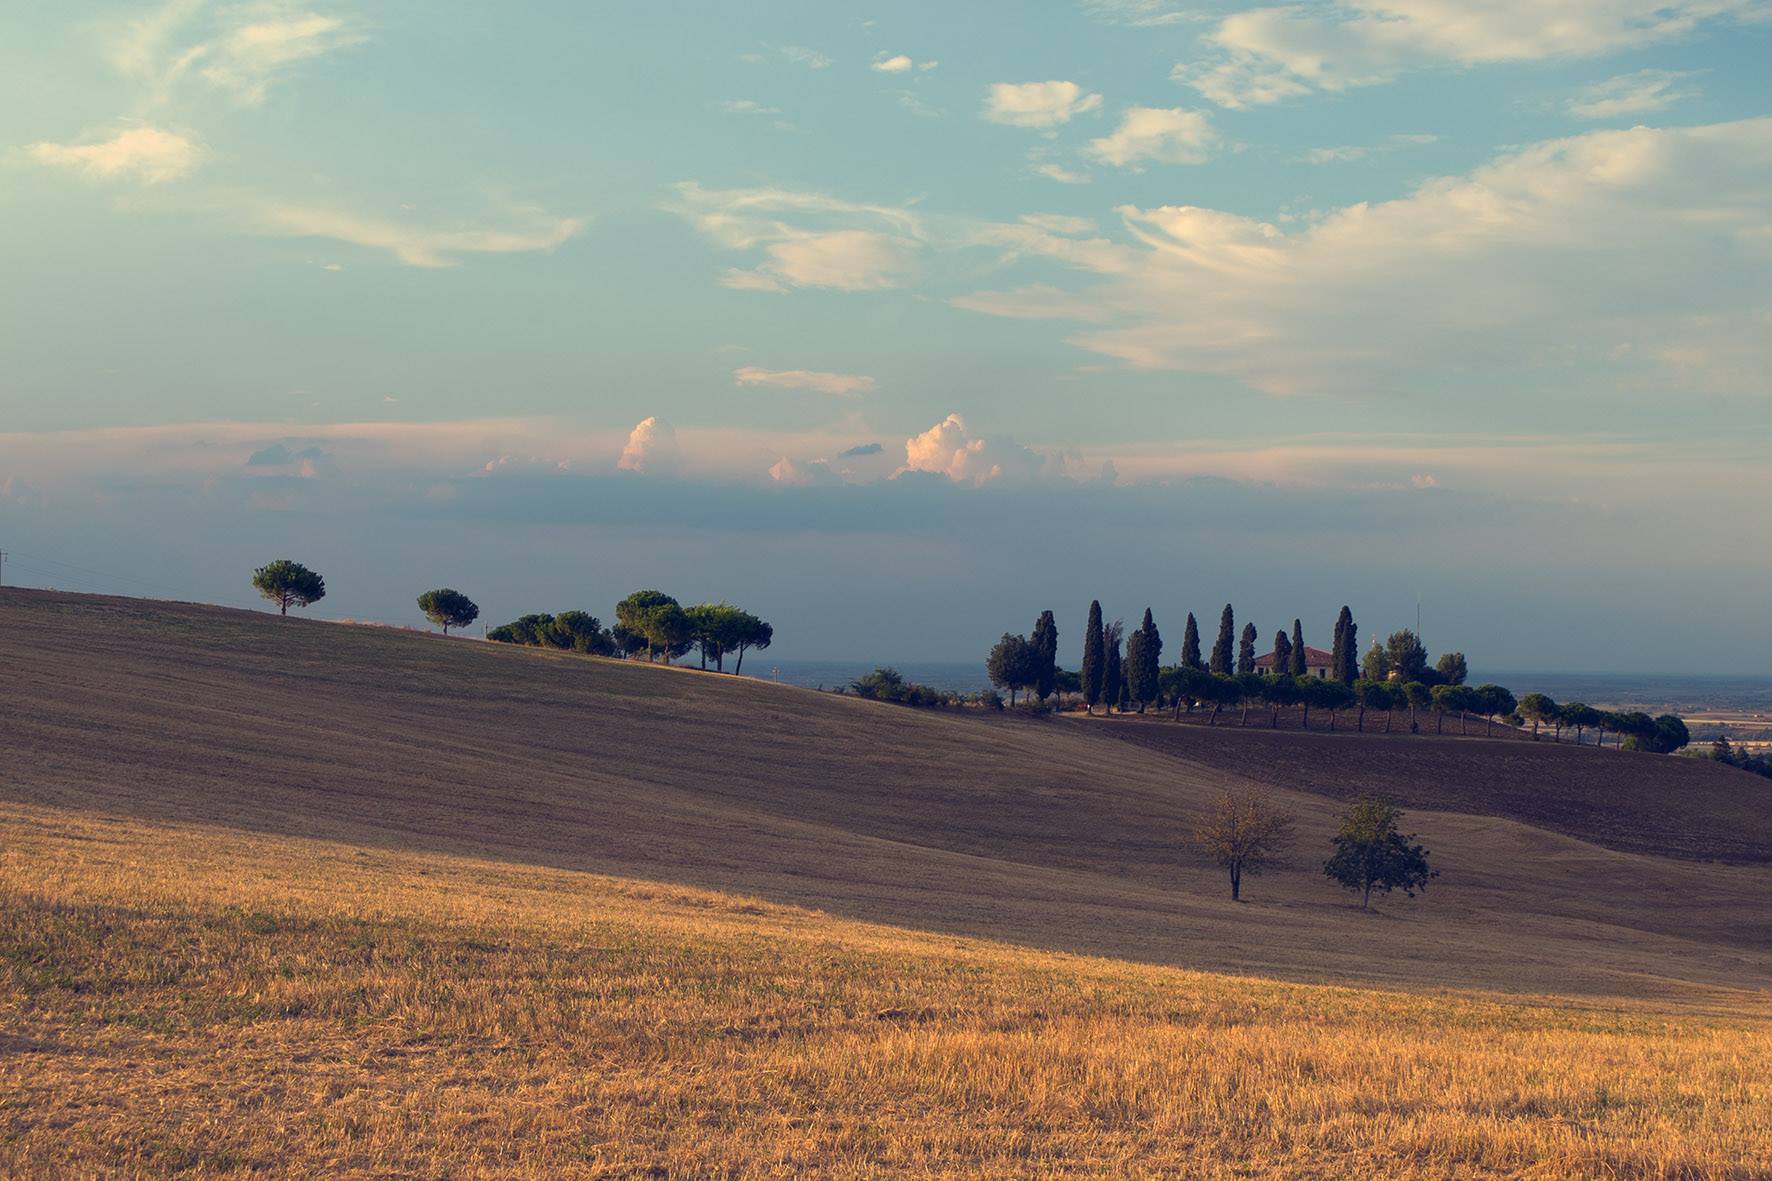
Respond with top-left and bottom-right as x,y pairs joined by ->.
1,1 -> 1769,673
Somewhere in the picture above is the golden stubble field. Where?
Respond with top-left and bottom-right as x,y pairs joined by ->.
4,805 -> 1769,1179
3,589 -> 1770,1177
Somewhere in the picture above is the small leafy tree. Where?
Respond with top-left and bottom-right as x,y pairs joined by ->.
1562,702 -> 1601,745
1517,693 -> 1559,740
1383,629 -> 1430,683
1324,797 -> 1437,910
1272,630 -> 1293,676
1403,681 -> 1432,732
1361,642 -> 1390,683
1434,651 -> 1468,685
726,612 -> 773,674
1237,622 -> 1258,675
987,633 -> 1038,706
1196,789 -> 1295,901
417,588 -> 479,635
640,603 -> 693,664
1356,678 -> 1395,732
1262,674 -> 1300,728
1473,684 -> 1516,736
1304,676 -> 1352,731
550,610 -> 611,654
1432,683 -> 1476,734
252,560 -> 325,616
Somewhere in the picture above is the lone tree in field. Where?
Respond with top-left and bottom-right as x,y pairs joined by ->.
1210,604 -> 1235,676
1290,619 -> 1306,677
1196,789 -> 1295,900
1237,622 -> 1258,675
1082,600 -> 1106,714
417,588 -> 479,635
252,560 -> 325,617
1031,610 -> 1059,702
1324,797 -> 1437,910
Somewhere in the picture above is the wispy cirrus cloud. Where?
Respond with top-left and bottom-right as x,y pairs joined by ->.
1568,69 -> 1702,118
734,367 -> 878,396
27,126 -> 204,183
107,0 -> 363,108
251,199 -> 586,268
667,182 -> 925,292
1179,0 -> 1761,108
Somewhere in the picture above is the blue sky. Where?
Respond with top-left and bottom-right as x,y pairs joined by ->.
2,1 -> 1769,672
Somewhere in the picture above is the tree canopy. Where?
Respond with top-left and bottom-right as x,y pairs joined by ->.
252,560 -> 325,617
1196,789 -> 1295,901
1210,604 -> 1235,676
986,633 -> 1039,705
1324,797 -> 1436,909
417,588 -> 479,634
1082,601 -> 1106,713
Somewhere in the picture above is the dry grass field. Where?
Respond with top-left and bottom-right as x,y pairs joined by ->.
4,588 -> 1771,1177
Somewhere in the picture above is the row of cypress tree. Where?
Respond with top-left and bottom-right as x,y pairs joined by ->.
1076,600 -> 1360,714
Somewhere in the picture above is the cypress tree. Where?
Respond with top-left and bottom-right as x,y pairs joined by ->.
1331,606 -> 1357,684
1124,628 -> 1147,712
1291,618 -> 1306,677
1135,607 -> 1162,710
1238,622 -> 1257,675
1181,612 -> 1203,670
1081,600 -> 1105,714
1103,620 -> 1123,713
1273,630 -> 1293,675
1211,604 -> 1235,676
1031,610 -> 1058,702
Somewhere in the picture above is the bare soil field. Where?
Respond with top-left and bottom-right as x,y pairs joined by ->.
1096,713 -> 1772,863
3,587 -> 1769,997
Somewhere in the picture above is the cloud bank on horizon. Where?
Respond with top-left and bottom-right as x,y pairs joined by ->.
2,0 -> 1768,670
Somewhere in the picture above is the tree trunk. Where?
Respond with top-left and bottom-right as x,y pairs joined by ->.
1270,706 -> 1278,728
1356,706 -> 1365,733
1531,719 -> 1539,739
1328,709 -> 1336,732
280,599 -> 288,617
734,647 -> 746,675
1435,710 -> 1444,735
1241,707 -> 1250,727
1301,704 -> 1310,730
1361,880 -> 1373,910
1485,714 -> 1493,736
1209,703 -> 1221,726
1384,710 -> 1393,733
1459,712 -> 1468,735
1230,865 -> 1241,901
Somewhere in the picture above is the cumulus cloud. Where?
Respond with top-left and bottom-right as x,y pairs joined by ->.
902,414 -> 1048,486
27,126 -> 203,184
983,81 -> 1103,128
1179,0 -> 1758,108
1087,106 -> 1218,167
734,366 -> 877,396
768,456 -> 844,486
872,54 -> 913,73
617,417 -> 681,474
952,119 -> 1772,398
252,200 -> 585,268
1568,69 -> 1701,119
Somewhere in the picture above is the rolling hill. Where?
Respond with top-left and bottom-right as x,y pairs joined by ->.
3,589 -> 1770,1176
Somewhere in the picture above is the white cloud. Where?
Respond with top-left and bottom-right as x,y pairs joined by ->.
953,119 -> 1772,398
1180,0 -> 1761,108
902,414 -> 1047,486
27,126 -> 203,184
982,81 -> 1103,128
1082,0 -> 1206,26
252,200 -> 585,268
108,1 -> 363,107
722,99 -> 782,115
1569,69 -> 1701,119
734,367 -> 877,396
617,417 -> 680,474
669,183 -> 925,292
1303,132 -> 1439,164
780,45 -> 832,69
768,456 -> 844,486
1020,213 -> 1097,236
1086,106 -> 1218,167
1032,162 -> 1093,184
872,54 -> 913,73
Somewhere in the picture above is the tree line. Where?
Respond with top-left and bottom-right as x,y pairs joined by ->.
488,590 -> 773,673
985,599 -> 1689,752
249,561 -> 772,673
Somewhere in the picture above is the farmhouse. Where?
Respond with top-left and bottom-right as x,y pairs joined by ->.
1253,645 -> 1334,678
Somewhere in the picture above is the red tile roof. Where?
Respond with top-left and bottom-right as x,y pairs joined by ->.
1253,645 -> 1334,669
